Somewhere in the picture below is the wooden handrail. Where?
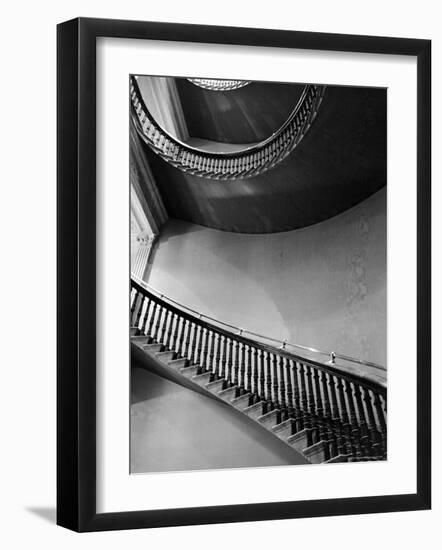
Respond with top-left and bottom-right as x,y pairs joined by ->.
131,275 -> 386,376
130,76 -> 326,180
130,277 -> 387,461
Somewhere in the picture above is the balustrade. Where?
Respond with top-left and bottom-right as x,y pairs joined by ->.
130,278 -> 387,462
130,76 -> 326,181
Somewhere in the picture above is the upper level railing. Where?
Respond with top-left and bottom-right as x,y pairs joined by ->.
187,78 -> 251,91
130,76 -> 326,181
131,277 -> 387,461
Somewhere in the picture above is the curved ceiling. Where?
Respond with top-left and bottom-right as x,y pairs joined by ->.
137,84 -> 386,234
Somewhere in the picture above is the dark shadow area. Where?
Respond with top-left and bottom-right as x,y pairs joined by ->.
141,85 -> 386,233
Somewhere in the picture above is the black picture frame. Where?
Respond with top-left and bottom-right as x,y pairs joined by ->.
57,17 -> 431,532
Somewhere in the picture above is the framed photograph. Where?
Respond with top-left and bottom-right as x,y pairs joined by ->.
57,17 -> 431,532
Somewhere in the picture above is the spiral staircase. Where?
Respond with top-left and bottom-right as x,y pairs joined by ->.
130,75 -> 387,467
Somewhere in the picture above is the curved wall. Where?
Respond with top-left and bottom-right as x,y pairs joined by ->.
146,188 -> 386,367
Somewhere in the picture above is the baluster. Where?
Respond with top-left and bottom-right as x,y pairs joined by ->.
231,340 -> 238,387
277,355 -> 287,419
199,328 -> 208,373
327,374 -> 346,457
224,338 -> 231,383
211,332 -> 219,376
229,338 -> 237,387
156,307 -> 167,344
180,319 -> 190,358
244,345 -> 251,392
237,342 -> 245,393
373,392 -> 387,457
133,294 -> 144,329
207,331 -> 216,375
343,380 -> 362,458
258,349 -> 265,404
192,325 -> 201,366
270,353 -> 279,410
336,377 -> 353,456
173,316 -> 184,355
353,382 -> 370,456
319,370 -> 336,458
361,387 -> 382,456
304,365 -> 318,445
140,297 -> 151,335
142,299 -> 153,338
162,309 -> 173,347
251,347 -> 258,402
291,362 -> 303,432
284,357 -> 293,419
167,312 -> 178,351
264,351 -> 273,409
297,363 -> 308,430
130,288 -> 138,312
218,335 -> 226,379
313,369 -> 329,452
187,322 -> 197,364
147,301 -> 158,340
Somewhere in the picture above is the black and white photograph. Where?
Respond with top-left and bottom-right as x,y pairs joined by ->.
129,75 -> 387,473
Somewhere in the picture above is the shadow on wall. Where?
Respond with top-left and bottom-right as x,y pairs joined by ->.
145,188 -> 387,366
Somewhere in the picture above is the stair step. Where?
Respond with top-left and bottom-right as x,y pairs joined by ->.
130,327 -> 139,336
287,428 -> 311,453
130,335 -> 151,343
231,393 -> 252,410
272,419 -> 295,439
303,440 -> 331,464
143,343 -> 164,353
257,410 -> 280,428
206,378 -> 225,393
192,371 -> 212,384
243,401 -> 266,419
218,386 -> 239,401
167,357 -> 188,369
155,351 -> 176,362
180,365 -> 199,377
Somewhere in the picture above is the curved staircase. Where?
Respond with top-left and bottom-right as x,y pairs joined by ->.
131,76 -> 326,181
131,278 -> 387,465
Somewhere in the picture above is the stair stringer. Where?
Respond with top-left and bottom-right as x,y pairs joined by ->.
131,337 -> 314,464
